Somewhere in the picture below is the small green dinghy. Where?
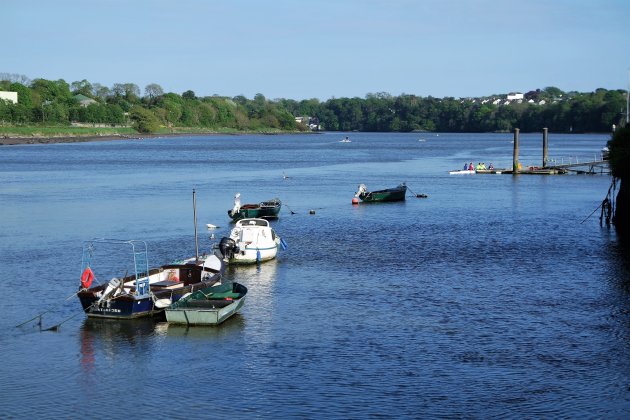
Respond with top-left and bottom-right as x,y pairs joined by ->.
354,183 -> 407,202
227,193 -> 282,221
164,282 -> 247,325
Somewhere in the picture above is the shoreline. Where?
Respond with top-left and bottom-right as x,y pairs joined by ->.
0,133 -> 201,146
0,131 -> 314,146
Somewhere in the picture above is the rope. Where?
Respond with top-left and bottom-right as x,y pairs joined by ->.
15,290 -> 81,328
43,309 -> 88,332
584,178 -> 617,226
581,200 -> 605,224
406,185 -> 428,198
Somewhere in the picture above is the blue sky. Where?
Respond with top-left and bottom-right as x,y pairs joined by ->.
5,0 -> 629,100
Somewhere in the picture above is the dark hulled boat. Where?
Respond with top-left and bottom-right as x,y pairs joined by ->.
77,239 -> 225,319
354,183 -> 407,202
227,193 -> 281,221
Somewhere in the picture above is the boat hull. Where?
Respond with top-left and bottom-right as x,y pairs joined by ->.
78,295 -> 155,318
230,241 -> 279,264
222,218 -> 282,265
165,282 -> 247,325
78,286 -> 207,319
165,297 -> 246,325
228,199 -> 281,221
358,186 -> 407,202
77,254 -> 224,320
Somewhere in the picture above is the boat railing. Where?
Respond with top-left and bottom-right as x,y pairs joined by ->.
81,238 -> 150,297
545,153 -> 608,167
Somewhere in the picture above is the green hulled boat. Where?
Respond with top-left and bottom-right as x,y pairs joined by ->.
355,183 -> 407,202
227,194 -> 282,221
164,282 -> 247,325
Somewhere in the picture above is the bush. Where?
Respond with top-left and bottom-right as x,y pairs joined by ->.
129,106 -> 160,133
608,127 -> 630,179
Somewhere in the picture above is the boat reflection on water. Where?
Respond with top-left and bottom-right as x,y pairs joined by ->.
79,317 -> 157,373
225,258 -> 278,285
154,316 -> 245,338
79,258 -> 280,372
226,259 -> 278,306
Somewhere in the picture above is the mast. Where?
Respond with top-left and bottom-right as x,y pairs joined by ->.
627,68 -> 629,125
193,189 -> 199,262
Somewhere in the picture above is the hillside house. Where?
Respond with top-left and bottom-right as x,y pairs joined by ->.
0,91 -> 18,104
73,94 -> 97,107
507,92 -> 524,100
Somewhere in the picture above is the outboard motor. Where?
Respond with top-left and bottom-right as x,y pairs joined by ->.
355,184 -> 367,197
219,237 -> 239,261
97,277 -> 122,305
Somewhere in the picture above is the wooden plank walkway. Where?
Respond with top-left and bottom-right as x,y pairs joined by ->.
547,159 -> 610,174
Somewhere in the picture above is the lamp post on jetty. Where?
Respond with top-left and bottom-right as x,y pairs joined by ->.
513,128 -> 520,174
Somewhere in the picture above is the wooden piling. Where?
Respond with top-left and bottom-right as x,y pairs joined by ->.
542,127 -> 548,168
513,128 -> 520,174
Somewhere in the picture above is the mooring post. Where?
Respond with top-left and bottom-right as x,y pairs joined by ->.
513,128 -> 520,174
542,127 -> 548,168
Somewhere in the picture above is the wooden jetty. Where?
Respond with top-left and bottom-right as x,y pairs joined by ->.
476,127 -> 608,175
546,159 -> 610,175
476,167 -> 568,175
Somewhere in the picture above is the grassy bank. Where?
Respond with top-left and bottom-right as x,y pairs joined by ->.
0,125 -> 313,146
0,125 -> 305,138
0,125 -> 137,138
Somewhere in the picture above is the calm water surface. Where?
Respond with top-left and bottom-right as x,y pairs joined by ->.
1,132 -> 629,418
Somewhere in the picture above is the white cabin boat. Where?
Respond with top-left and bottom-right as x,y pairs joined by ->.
218,218 -> 285,264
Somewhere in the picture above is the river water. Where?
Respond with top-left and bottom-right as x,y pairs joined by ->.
1,132 -> 629,418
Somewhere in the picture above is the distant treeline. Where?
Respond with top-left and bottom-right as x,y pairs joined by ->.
279,87 -> 627,133
0,75 -> 299,133
0,74 -> 626,133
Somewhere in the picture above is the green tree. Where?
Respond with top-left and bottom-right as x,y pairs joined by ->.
9,82 -> 32,108
144,83 -> 164,102
182,90 -> 196,100
31,78 -> 72,103
92,83 -> 111,100
129,106 -> 160,133
71,79 -> 94,97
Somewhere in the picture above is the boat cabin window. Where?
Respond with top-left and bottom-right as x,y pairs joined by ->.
244,219 -> 267,226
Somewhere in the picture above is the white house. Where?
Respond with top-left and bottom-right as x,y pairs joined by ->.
73,94 -> 97,107
0,91 -> 18,104
507,92 -> 524,100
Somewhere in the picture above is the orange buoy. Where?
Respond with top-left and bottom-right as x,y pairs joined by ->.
81,267 -> 94,289
352,197 -> 359,205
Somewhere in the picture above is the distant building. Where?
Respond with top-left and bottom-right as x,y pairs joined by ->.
295,116 -> 321,131
507,92 -> 524,100
0,91 -> 18,104
73,94 -> 97,107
